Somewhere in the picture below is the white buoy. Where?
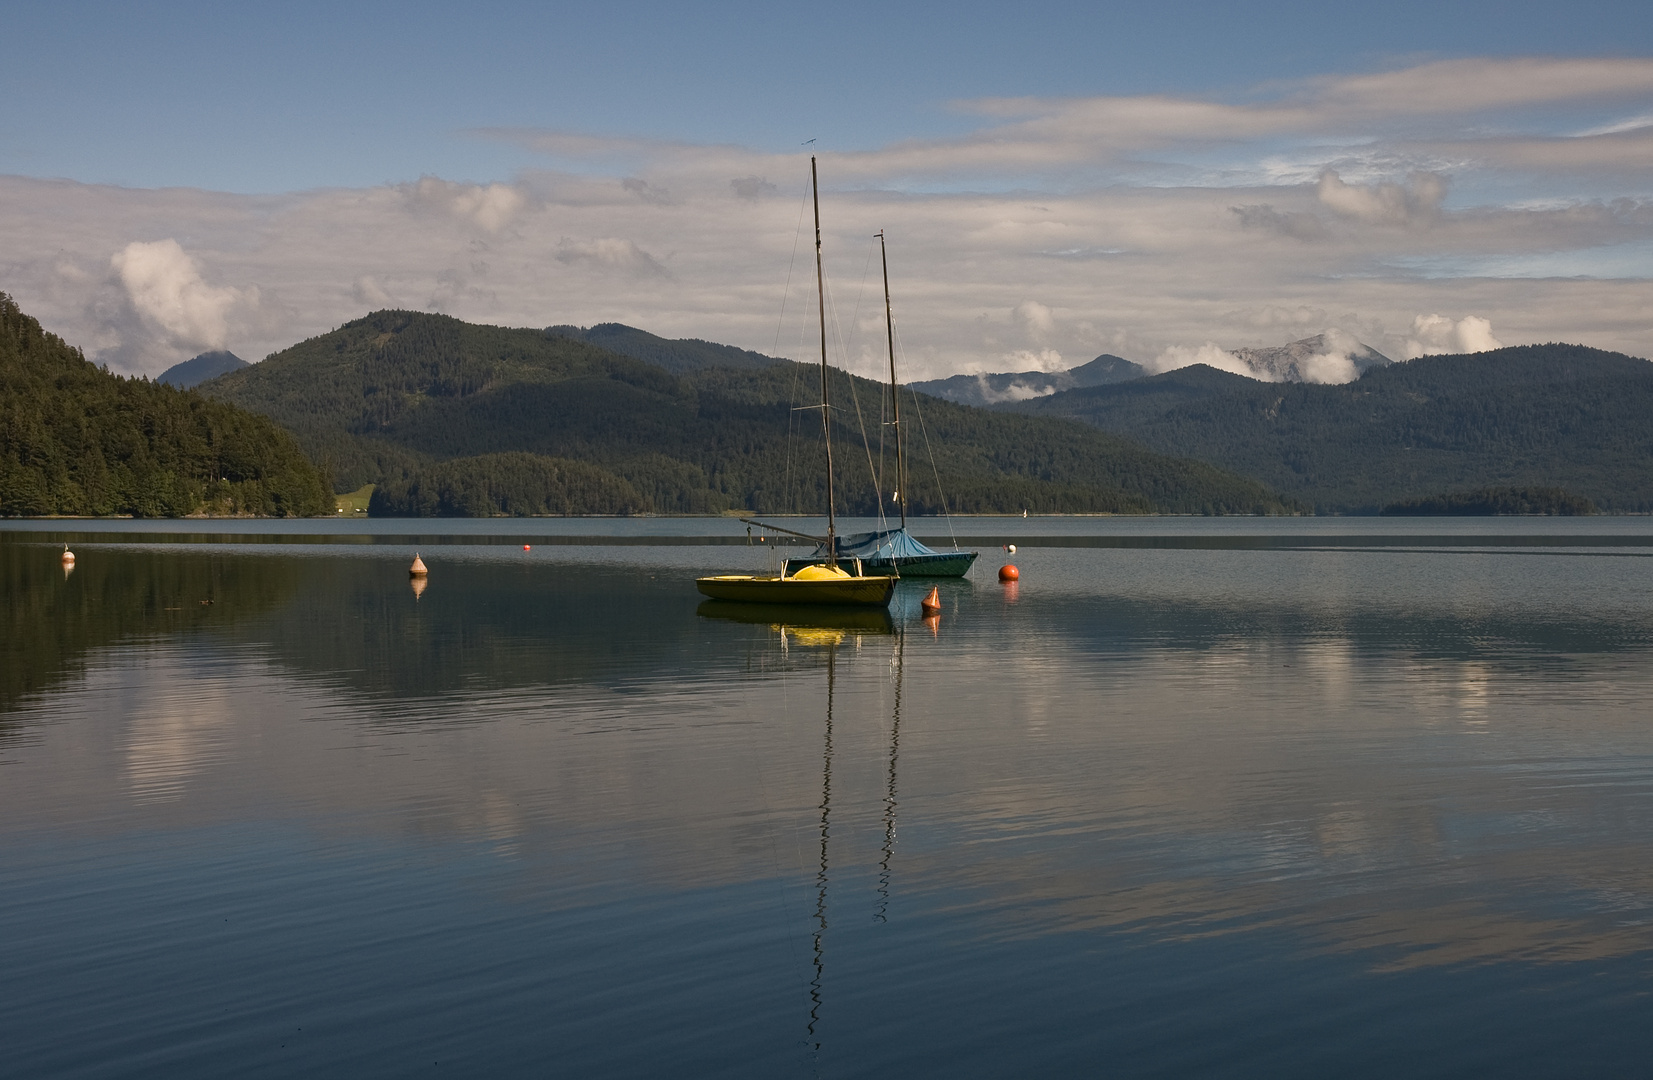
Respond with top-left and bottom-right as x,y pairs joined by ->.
1006,544 -> 1017,555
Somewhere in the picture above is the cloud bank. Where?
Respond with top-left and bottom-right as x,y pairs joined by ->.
1,56 -> 1649,378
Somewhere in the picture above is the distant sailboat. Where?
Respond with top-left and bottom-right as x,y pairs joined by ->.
696,157 -> 895,608
785,231 -> 978,579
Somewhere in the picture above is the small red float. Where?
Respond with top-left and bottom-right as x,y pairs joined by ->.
523,544 -> 531,551
998,564 -> 1019,582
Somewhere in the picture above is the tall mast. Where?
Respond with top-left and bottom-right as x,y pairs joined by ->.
878,231 -> 907,530
812,156 -> 837,566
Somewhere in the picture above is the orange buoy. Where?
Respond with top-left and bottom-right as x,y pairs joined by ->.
998,564 -> 1019,582
60,544 -> 75,565
409,553 -> 428,577
920,586 -> 942,615
523,544 -> 531,551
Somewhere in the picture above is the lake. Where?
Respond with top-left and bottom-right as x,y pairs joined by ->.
3,516 -> 1652,1077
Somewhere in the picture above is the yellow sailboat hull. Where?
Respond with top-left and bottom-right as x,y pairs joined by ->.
695,574 -> 896,607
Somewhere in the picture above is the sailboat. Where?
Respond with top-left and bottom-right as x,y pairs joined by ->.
783,231 -> 978,579
695,157 -> 896,608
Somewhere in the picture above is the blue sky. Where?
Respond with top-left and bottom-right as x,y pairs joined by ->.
7,0 -> 1650,192
2,1 -> 1652,379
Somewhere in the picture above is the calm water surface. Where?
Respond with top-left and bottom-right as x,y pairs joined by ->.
3,518 -> 1652,1077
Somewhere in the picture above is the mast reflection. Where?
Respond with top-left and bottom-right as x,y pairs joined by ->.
807,644 -> 835,1052
876,630 -> 904,922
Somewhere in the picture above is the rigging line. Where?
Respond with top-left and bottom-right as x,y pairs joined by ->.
844,235 -> 878,381
847,236 -> 888,516
772,166 -> 813,360
822,265 -> 887,531
894,321 -> 961,550
787,314 -> 818,513
779,163 -> 813,513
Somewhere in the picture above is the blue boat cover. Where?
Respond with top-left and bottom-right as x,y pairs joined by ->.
808,528 -> 942,561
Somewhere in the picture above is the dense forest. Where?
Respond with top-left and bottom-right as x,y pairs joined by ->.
1009,345 -> 1653,512
1381,486 -> 1597,516
0,293 -> 331,517
545,322 -> 782,373
202,309 -> 1292,516
370,451 -> 646,516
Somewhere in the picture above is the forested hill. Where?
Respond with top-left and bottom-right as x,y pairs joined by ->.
545,323 -> 783,373
0,293 -> 331,517
1009,344 -> 1653,512
200,309 -> 1292,516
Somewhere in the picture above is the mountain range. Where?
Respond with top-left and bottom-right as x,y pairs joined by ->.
198,310 -> 1291,516
909,353 -> 1147,407
1006,344 -> 1653,512
16,290 -> 1644,517
912,333 -> 1393,408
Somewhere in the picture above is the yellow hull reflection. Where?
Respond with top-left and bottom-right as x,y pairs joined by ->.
695,600 -> 894,635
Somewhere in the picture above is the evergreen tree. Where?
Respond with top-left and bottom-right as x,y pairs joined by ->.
0,293 -> 331,517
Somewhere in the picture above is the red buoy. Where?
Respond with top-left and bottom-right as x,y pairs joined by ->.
921,586 -> 941,615
998,564 -> 1019,582
523,544 -> 531,551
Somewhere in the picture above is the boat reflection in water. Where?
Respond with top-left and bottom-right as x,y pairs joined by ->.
700,597 -> 910,1057
694,600 -> 894,636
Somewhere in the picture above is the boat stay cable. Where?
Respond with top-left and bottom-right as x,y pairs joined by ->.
777,163 -> 813,514
893,320 -> 962,552
822,267 -> 889,539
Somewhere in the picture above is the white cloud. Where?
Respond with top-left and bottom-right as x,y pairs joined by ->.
553,237 -> 671,279
415,178 -> 525,232
4,57 -> 1653,380
1001,347 -> 1065,373
1573,113 -> 1653,137
1012,300 -> 1056,343
1316,170 -> 1446,226
1296,350 -> 1358,384
353,275 -> 394,307
110,238 -> 250,351
1404,314 -> 1504,358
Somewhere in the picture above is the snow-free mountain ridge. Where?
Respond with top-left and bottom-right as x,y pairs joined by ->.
158,350 -> 250,388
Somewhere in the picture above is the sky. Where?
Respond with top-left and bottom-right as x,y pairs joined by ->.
2,0 -> 1652,381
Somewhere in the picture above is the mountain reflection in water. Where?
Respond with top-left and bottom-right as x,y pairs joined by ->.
2,523 -> 1653,1078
